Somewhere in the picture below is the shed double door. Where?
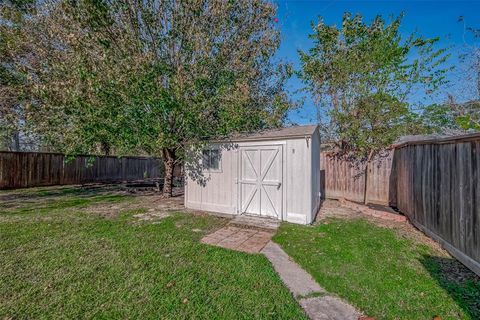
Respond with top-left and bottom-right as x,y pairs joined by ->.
238,145 -> 283,218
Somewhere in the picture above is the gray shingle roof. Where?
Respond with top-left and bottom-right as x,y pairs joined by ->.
214,124 -> 319,142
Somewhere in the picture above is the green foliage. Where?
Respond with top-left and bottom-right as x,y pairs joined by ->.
300,13 -> 449,157
421,104 -> 463,133
0,1 -> 33,150
1,0 -> 292,193
449,20 -> 480,132
455,110 -> 480,132
0,0 -> 292,193
456,116 -> 480,131
21,0 -> 291,155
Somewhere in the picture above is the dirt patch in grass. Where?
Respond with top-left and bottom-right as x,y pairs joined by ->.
0,185 -> 129,213
0,185 -> 188,225
89,189 -> 185,222
134,208 -> 171,222
438,258 -> 480,284
317,199 -> 445,254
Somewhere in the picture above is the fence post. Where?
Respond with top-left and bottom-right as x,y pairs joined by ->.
363,151 -> 374,204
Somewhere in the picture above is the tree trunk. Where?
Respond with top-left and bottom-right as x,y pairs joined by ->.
100,141 -> 111,156
162,148 -> 175,198
9,130 -> 20,151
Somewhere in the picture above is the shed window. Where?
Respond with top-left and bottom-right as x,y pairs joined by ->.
203,149 -> 221,171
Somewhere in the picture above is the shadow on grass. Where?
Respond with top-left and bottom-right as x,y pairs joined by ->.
420,255 -> 480,319
0,185 -> 117,201
1,194 -> 131,215
0,186 -> 131,214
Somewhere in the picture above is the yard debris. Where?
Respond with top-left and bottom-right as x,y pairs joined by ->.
317,198 -> 406,224
435,256 -> 480,284
338,198 -> 406,222
85,186 -> 185,222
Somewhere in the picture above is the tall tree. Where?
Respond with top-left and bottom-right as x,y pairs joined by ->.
421,103 -> 463,134
300,13 -> 449,158
447,18 -> 480,131
0,0 -> 37,150
12,0 -> 291,196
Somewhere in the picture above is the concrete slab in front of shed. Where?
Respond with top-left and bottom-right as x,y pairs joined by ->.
229,215 -> 280,230
201,224 -> 275,253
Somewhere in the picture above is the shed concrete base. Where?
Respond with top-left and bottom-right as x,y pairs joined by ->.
229,215 -> 280,230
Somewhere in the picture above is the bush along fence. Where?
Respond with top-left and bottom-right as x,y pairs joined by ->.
321,132 -> 480,276
0,151 -> 164,189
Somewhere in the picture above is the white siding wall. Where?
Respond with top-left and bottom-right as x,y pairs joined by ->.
185,143 -> 237,214
185,137 -> 318,225
284,138 -> 311,224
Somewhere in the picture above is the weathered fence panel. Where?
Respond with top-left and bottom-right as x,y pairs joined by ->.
0,151 -> 163,189
320,151 -> 392,205
321,133 -> 480,275
320,153 -> 365,203
393,135 -> 480,275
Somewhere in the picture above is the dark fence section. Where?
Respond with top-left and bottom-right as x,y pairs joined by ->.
321,133 -> 480,276
0,151 -> 163,189
393,135 -> 480,276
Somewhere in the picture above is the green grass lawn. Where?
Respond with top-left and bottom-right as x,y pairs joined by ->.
0,186 -> 306,319
274,218 -> 480,320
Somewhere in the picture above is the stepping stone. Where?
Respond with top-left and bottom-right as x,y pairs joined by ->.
299,296 -> 360,320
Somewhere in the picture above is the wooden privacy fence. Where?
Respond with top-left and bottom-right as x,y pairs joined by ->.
320,151 -> 393,205
321,133 -> 480,275
0,151 -> 163,189
393,134 -> 480,275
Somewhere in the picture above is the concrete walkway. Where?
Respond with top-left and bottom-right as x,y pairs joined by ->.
200,214 -> 363,319
261,242 -> 361,320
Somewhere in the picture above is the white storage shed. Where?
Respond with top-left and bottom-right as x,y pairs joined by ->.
184,125 -> 321,224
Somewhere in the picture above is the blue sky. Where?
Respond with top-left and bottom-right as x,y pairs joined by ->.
275,0 -> 480,124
